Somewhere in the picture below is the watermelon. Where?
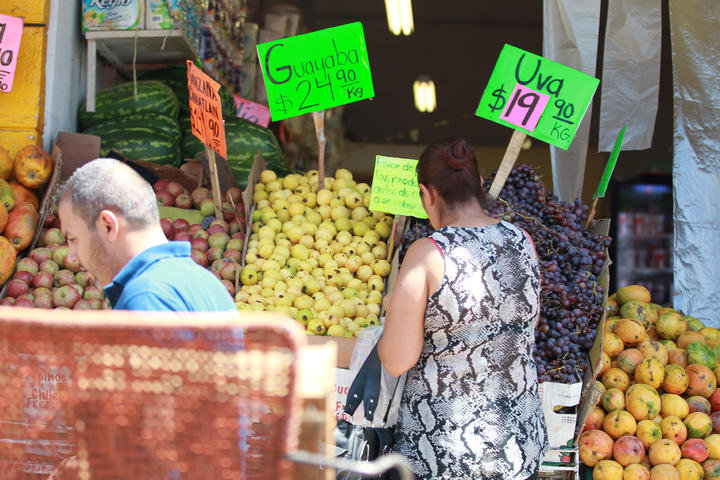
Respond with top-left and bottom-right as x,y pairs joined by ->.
82,113 -> 181,140
79,81 -> 180,130
95,126 -> 181,166
142,65 -> 237,118
179,116 -> 291,186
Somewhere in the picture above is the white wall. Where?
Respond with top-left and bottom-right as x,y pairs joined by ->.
43,0 -> 86,150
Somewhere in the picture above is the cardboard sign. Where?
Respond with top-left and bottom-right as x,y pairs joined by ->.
256,22 -> 375,121
369,156 -> 428,219
594,125 -> 626,199
186,60 -> 227,158
476,44 -> 599,150
0,14 -> 24,93
233,94 -> 271,127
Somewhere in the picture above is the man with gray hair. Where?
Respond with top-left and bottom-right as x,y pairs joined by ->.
57,158 -> 237,311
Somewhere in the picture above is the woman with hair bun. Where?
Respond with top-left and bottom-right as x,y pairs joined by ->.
378,137 -> 547,479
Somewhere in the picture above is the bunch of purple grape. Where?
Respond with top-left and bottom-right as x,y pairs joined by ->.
398,164 -> 611,384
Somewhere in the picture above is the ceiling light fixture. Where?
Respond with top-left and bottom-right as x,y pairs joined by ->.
413,76 -> 436,113
385,0 -> 414,36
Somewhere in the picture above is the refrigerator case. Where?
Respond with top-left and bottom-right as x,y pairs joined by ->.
610,176 -> 673,305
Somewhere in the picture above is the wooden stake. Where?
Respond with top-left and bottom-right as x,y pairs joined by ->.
585,197 -> 599,230
386,217 -> 400,262
488,130 -> 527,199
205,146 -> 223,219
312,110 -> 326,190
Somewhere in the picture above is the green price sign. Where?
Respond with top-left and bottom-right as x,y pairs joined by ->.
594,125 -> 626,199
369,156 -> 428,219
475,44 -> 600,150
257,22 -> 375,121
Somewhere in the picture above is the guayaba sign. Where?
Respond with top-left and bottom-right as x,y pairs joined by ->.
475,44 -> 599,150
257,22 -> 375,121
369,156 -> 428,219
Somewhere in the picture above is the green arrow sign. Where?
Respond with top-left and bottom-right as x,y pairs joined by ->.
369,156 -> 428,219
257,22 -> 375,121
594,125 -> 626,199
475,44 -> 599,150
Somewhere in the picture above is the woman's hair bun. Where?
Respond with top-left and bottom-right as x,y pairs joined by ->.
443,139 -> 472,171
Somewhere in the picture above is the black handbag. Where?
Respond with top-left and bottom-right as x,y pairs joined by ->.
334,344 -> 400,480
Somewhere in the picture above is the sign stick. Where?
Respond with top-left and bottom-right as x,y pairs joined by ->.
312,110 -> 327,190
489,130 -> 527,198
386,217 -> 400,262
585,197 -> 599,230
205,146 -> 223,219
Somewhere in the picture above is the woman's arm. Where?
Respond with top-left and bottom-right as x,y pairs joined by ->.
378,237 -> 442,376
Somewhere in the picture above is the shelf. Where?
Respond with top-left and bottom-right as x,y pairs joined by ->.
84,30 -> 200,112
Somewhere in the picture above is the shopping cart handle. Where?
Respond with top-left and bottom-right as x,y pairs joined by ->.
288,450 -> 415,480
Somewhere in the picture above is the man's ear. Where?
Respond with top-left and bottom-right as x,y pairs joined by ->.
96,210 -> 120,243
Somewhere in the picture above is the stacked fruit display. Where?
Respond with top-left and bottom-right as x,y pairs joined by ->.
579,284 -> 720,479
235,169 -> 393,337
1,216 -> 110,310
0,144 -> 54,290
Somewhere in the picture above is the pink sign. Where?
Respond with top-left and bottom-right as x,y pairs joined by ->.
500,84 -> 550,132
234,95 -> 271,128
0,14 -> 24,93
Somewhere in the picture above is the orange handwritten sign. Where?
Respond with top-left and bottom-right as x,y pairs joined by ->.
186,60 -> 227,158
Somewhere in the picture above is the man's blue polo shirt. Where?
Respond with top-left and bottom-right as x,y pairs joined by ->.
104,241 -> 237,312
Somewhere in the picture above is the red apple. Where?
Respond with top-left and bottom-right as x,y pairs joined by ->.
14,297 -> 34,308
102,298 -> 111,309
17,293 -> 34,303
219,261 -> 240,281
190,237 -> 209,251
88,299 -> 103,310
16,257 -> 39,276
6,279 -> 29,298
43,228 -> 66,246
172,230 -> 191,242
231,232 -> 245,240
73,299 -> 94,310
223,210 -> 237,224
229,220 -> 243,235
153,178 -> 170,192
54,306 -> 71,310
32,271 -> 54,289
191,187 -> 211,208
40,259 -> 60,275
75,271 -> 95,288
64,256 -> 83,273
210,259 -> 226,274
33,291 -> 54,309
223,249 -> 242,263
0,297 -> 15,306
156,191 -> 174,206
171,218 -> 190,231
160,218 -> 173,238
207,247 -> 223,262
70,284 -> 84,296
52,245 -> 69,266
174,193 -> 192,209
226,187 -> 242,205
209,219 -> 229,234
43,213 -> 59,228
188,224 -> 204,236
54,269 -> 76,287
29,247 -> 53,264
190,249 -> 208,267
192,229 -> 209,240
166,181 -> 186,197
200,199 -> 216,217
221,279 -> 235,296
53,285 -> 81,308
12,270 -> 33,285
208,232 -> 230,250
226,238 -> 243,251
33,287 -> 52,298
83,286 -> 104,301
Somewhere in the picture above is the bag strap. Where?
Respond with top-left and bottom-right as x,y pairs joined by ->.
343,344 -> 382,422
